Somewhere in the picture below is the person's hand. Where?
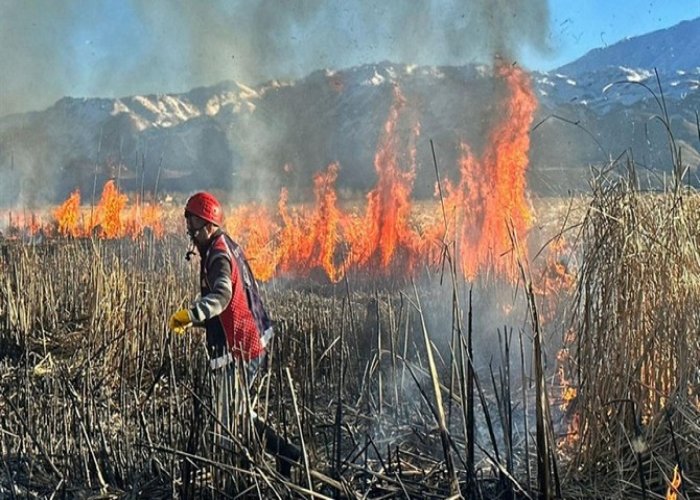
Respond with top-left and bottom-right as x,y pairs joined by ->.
169,309 -> 192,334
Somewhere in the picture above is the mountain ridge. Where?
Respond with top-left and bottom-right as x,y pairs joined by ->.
556,17 -> 700,76
1,19 -> 699,206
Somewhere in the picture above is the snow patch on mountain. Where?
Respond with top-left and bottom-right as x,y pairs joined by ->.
533,65 -> 700,113
1,17 -> 699,205
618,67 -> 654,82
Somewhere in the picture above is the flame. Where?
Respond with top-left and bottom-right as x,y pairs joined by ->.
535,238 -> 576,290
562,413 -> 581,450
226,203 -> 278,282
39,64 -> 543,286
124,198 -> 165,238
561,386 -> 577,406
293,163 -> 344,281
54,190 -> 81,237
94,180 -> 128,238
533,237 -> 577,323
437,64 -> 537,280
222,85 -> 423,283
273,163 -> 345,281
347,86 -> 422,274
48,181 -> 163,239
1,211 -> 45,238
666,465 -> 682,500
556,329 -> 581,450
232,65 -> 539,283
556,344 -> 577,411
14,213 -> 34,235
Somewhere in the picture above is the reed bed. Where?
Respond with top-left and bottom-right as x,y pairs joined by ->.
1,233 -> 566,498
566,172 -> 700,498
4,178 -> 699,499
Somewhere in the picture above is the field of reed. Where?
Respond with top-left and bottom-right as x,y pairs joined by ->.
1,173 -> 699,498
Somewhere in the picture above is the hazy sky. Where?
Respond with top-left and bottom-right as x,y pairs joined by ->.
0,0 -> 698,116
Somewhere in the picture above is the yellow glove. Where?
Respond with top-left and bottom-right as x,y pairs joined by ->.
169,308 -> 193,335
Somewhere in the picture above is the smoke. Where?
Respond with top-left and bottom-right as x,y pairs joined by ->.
0,0 -> 551,116
0,0 -> 551,206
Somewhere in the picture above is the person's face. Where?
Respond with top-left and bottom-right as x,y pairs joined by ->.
186,214 -> 210,245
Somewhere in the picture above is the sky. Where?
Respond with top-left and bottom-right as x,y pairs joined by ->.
0,0 -> 698,117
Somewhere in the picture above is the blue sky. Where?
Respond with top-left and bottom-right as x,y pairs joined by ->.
537,0 -> 700,69
0,0 -> 698,116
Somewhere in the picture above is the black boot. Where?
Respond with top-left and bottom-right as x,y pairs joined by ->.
253,418 -> 302,478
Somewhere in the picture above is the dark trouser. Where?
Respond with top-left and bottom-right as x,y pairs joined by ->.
253,419 -> 301,478
212,356 -> 301,478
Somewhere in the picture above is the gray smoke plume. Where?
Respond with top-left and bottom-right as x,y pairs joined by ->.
0,0 -> 551,116
0,0 -> 551,208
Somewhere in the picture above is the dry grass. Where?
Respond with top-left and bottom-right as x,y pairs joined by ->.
0,235 -> 546,498
565,173 -> 700,497
1,180 -> 699,498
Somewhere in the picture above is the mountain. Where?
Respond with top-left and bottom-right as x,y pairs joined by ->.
0,19 -> 699,207
529,17 -> 700,191
556,18 -> 700,76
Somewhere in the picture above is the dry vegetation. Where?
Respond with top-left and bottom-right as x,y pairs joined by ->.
1,173 -> 699,499
564,173 -> 700,498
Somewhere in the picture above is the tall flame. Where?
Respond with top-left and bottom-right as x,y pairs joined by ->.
54,190 -> 81,237
439,64 -> 537,280
347,86 -> 422,274
95,180 -> 128,238
39,64 -> 540,285
276,163 -> 345,281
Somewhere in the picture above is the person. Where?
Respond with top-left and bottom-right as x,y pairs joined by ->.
168,191 -> 300,478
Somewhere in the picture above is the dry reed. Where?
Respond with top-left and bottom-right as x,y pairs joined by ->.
7,186 -> 698,499
567,167 -> 700,498
0,234 -> 555,498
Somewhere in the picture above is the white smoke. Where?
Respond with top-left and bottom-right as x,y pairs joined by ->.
0,0 -> 551,117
